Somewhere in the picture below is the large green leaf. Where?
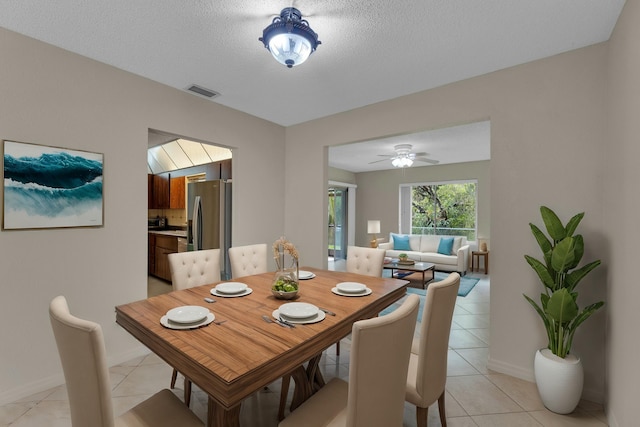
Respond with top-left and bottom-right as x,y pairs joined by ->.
565,260 -> 602,292
564,212 -> 584,237
541,206 -> 566,242
530,223 -> 552,255
524,255 -> 554,289
546,288 -> 578,323
568,235 -> 584,270
551,237 -> 575,273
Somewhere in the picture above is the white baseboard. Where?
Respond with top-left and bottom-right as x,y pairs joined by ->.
0,345 -> 149,407
487,356 -> 535,382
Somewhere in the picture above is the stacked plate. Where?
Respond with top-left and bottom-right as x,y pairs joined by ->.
331,282 -> 372,297
211,282 -> 253,297
272,302 -> 326,324
298,270 -> 316,280
160,305 -> 214,329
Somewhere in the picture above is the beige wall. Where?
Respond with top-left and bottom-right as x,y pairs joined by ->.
604,1 -> 640,426
0,28 -> 285,403
354,161 -> 490,248
328,166 -> 356,185
3,5 -> 639,423
285,44 -> 608,404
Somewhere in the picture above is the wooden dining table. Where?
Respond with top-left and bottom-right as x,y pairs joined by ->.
115,267 -> 409,427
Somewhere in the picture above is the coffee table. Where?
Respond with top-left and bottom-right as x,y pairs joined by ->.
384,260 -> 436,289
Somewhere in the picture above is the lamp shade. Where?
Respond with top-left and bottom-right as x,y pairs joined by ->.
259,7 -> 321,68
367,220 -> 381,234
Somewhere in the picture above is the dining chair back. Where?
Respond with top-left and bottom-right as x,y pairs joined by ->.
167,248 -> 221,406
279,294 -> 420,427
228,243 -> 268,278
345,246 -> 386,277
406,272 -> 460,427
49,296 -> 202,427
168,248 -> 221,291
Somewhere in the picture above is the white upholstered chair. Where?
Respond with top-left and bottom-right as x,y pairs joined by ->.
406,272 -> 460,427
167,248 -> 221,406
279,294 -> 420,427
338,246 -> 386,355
346,245 -> 386,277
228,243 -> 268,278
49,296 -> 203,427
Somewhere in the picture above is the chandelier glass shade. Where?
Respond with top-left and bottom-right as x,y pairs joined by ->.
259,8 -> 321,68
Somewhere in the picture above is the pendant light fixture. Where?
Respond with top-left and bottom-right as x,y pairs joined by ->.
259,7 -> 321,68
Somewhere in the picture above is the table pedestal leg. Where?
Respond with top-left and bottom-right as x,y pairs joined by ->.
290,353 -> 324,412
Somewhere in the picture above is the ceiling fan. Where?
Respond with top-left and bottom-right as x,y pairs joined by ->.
369,144 -> 439,168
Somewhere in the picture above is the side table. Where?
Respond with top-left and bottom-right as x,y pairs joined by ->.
471,251 -> 489,274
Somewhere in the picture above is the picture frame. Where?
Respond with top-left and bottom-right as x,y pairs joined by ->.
2,140 -> 104,230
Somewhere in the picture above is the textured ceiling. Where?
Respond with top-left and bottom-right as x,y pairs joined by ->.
0,1 -> 625,172
0,1 -> 625,127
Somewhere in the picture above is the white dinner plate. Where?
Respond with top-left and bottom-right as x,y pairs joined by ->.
215,282 -> 248,294
166,305 -> 209,324
210,287 -> 253,298
336,282 -> 367,294
272,309 -> 326,324
331,287 -> 372,297
278,302 -> 319,319
161,313 -> 215,330
298,270 -> 315,280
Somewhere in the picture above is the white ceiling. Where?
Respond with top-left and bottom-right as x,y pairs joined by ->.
0,1 -> 625,172
330,121 -> 491,173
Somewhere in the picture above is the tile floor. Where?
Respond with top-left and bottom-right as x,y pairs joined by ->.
0,271 -> 609,426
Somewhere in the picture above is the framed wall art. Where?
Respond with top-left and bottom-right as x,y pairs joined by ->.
2,140 -> 104,230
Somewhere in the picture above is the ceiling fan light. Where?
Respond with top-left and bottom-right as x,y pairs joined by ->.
259,7 -> 321,68
391,155 -> 413,168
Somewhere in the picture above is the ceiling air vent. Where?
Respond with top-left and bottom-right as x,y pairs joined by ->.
186,84 -> 220,99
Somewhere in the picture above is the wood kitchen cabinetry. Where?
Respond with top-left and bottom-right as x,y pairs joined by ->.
149,234 -> 179,282
148,174 -> 170,209
148,174 -> 185,209
169,176 -> 185,209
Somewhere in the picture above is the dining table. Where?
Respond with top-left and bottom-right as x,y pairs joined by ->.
115,267 -> 409,427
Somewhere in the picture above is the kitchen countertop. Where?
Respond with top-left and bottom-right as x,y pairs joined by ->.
148,229 -> 187,238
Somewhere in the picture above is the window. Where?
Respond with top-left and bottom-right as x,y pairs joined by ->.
400,181 -> 477,241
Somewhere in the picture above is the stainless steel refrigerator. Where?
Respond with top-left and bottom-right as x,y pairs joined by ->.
187,180 -> 232,279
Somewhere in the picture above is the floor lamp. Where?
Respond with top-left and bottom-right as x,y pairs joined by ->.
368,220 -> 381,248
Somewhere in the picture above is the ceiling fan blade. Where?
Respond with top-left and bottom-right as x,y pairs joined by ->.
413,152 -> 429,157
414,157 -> 439,164
368,158 -> 393,164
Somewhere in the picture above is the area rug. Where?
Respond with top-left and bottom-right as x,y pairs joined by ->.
389,271 -> 480,297
379,287 -> 427,321
379,273 -> 480,320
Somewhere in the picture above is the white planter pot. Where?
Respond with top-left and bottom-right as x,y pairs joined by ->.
534,348 -> 583,414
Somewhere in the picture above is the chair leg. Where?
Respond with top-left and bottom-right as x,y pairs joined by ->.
278,375 -> 291,421
170,368 -> 178,388
184,378 -> 192,407
437,391 -> 447,427
416,405 -> 429,427
336,340 -> 340,355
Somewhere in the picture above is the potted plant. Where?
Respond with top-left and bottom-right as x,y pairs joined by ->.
523,206 -> 603,414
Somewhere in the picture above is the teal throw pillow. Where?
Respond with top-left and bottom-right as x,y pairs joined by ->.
437,237 -> 455,255
391,233 -> 411,251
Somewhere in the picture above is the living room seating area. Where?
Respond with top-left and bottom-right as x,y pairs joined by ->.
378,233 -> 470,275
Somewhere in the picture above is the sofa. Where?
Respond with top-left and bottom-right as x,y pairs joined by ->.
378,233 -> 469,275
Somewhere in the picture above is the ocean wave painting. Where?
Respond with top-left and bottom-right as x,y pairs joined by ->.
3,141 -> 103,229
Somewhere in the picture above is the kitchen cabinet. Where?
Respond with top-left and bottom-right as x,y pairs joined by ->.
152,234 -> 179,282
149,174 -> 170,209
148,233 -> 156,275
169,176 -> 186,209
